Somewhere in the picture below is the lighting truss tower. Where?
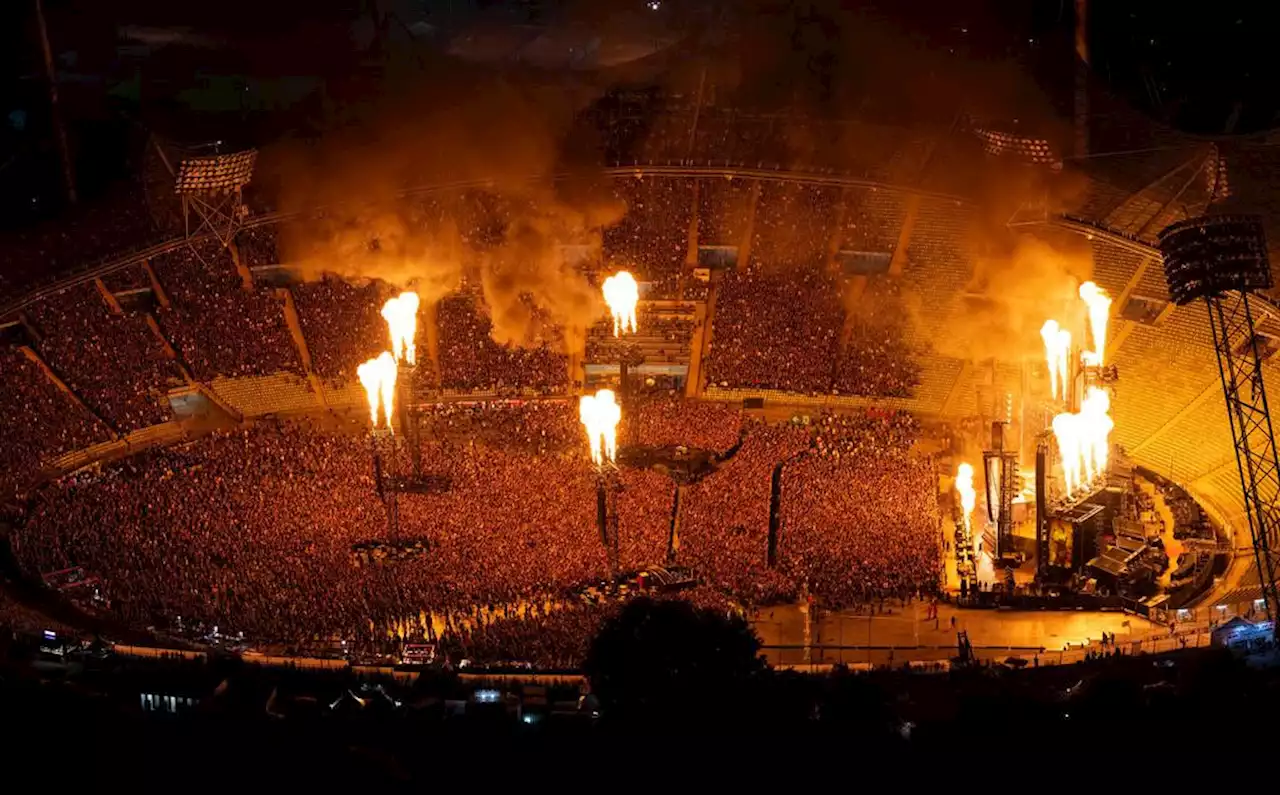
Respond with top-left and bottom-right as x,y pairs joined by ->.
1159,215 -> 1279,629
174,149 -> 257,247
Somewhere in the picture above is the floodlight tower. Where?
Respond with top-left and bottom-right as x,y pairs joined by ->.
1159,215 -> 1280,630
174,149 -> 257,247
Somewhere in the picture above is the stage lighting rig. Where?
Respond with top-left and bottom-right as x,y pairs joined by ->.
1160,214 -> 1279,631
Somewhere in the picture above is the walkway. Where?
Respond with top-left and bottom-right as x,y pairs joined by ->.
750,602 -> 1174,667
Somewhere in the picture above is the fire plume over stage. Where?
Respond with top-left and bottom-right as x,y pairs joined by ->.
1041,281 -> 1115,499
381,291 -> 421,365
601,271 -> 638,337
579,388 -> 621,466
357,352 -> 398,431
357,290 -> 421,432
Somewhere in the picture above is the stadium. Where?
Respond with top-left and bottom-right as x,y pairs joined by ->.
5,3 -> 1280,749
4,115 -> 1275,663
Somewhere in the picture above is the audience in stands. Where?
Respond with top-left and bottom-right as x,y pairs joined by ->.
27,284 -> 179,432
437,294 -> 567,393
153,243 -> 303,379
293,277 -> 392,383
604,178 -> 689,298
0,347 -> 108,503
708,263 -> 843,393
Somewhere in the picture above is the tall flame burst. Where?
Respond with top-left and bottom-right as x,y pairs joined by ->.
1039,319 -> 1072,400
381,292 -> 420,365
579,389 -> 621,466
601,271 -> 639,337
1078,281 -> 1112,366
955,462 -> 977,530
1052,387 -> 1114,496
357,352 -> 398,431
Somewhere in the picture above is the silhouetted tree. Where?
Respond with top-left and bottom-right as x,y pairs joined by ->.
583,597 -> 765,729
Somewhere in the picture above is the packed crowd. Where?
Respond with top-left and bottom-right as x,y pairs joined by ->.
11,416 -> 677,658
634,396 -> 741,452
780,413 -> 940,607
679,421 -> 811,604
435,586 -> 738,669
417,400 -> 581,454
0,346 -> 108,502
234,226 -> 280,269
5,393 -> 947,662
616,468 -> 676,572
26,284 -> 178,432
0,180 -> 159,297
437,293 -> 568,393
707,262 -> 844,393
153,243 -> 302,380
833,317 -> 920,397
707,259 -> 920,397
811,408 -> 920,459
833,279 -> 920,398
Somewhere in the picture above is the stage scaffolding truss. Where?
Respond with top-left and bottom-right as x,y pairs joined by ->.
1160,215 -> 1280,631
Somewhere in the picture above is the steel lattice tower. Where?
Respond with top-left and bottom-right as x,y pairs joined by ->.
1160,216 -> 1280,629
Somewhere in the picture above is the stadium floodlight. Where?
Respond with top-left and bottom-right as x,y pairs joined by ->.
1159,215 -> 1270,306
175,151 -> 257,194
175,149 -> 258,248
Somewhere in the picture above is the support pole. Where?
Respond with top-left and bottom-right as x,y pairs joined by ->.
34,0 -> 76,205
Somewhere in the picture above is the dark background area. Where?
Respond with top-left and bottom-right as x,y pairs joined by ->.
2,0 -> 1276,231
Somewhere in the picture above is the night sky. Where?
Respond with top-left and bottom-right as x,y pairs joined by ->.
2,1 -> 1277,226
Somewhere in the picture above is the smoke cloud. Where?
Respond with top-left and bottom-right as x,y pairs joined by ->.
923,233 -> 1094,363
250,2 -> 1090,358
264,65 -> 625,352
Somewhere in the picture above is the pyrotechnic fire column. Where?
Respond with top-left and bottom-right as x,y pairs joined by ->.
1160,215 -> 1280,630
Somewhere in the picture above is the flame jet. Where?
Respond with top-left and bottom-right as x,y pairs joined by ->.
356,351 -> 400,431
579,389 -> 621,466
602,271 -> 639,337
1078,281 -> 1112,366
381,292 -> 420,365
1040,319 -> 1072,400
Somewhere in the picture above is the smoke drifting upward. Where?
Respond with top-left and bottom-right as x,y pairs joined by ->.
926,234 -> 1093,363
283,204 -> 466,302
478,182 -> 625,350
266,66 -> 623,352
